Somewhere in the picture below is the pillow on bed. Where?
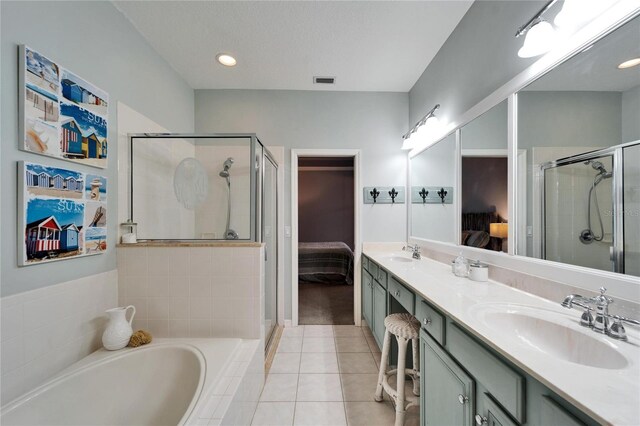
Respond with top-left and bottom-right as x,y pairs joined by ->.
461,230 -> 472,245
465,230 -> 490,248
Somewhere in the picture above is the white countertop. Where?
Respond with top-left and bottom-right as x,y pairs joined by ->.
363,247 -> 640,426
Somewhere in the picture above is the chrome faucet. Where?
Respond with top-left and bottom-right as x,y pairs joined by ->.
403,244 -> 421,260
561,287 -> 640,341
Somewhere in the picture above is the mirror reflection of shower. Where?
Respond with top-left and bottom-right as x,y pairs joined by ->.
579,160 -> 613,244
219,157 -> 239,239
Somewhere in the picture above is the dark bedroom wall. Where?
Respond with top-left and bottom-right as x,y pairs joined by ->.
461,157 -> 508,220
298,167 -> 354,249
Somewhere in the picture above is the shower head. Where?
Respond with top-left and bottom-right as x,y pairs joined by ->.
591,161 -> 607,174
219,157 -> 234,178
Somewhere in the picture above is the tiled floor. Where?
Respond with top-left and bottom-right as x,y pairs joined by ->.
251,325 -> 419,426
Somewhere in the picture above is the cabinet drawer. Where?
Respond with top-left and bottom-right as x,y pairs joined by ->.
416,298 -> 445,345
376,268 -> 388,288
369,261 -> 379,281
447,323 -> 525,423
388,276 -> 414,314
362,255 -> 370,272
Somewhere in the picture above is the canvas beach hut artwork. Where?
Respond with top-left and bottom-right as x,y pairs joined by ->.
23,198 -> 84,262
19,45 -> 109,169
18,161 -> 108,266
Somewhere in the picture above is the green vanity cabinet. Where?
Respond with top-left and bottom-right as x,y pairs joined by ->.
372,280 -> 388,347
362,268 -> 373,328
420,329 -> 475,426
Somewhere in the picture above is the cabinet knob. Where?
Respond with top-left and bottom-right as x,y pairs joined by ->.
423,318 -> 432,326
458,394 -> 468,405
475,415 -> 487,425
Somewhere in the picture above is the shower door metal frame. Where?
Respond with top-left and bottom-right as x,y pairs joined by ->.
539,140 -> 639,274
261,147 -> 279,349
128,133 -> 261,242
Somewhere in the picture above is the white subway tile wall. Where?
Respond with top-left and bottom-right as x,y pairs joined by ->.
0,270 -> 118,405
117,246 -> 264,340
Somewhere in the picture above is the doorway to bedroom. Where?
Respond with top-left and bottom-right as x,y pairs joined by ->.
295,155 -> 356,325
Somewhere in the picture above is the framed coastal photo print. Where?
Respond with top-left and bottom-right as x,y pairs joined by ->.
19,45 -> 109,169
18,161 -> 108,266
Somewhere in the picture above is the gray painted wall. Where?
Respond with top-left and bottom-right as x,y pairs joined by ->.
622,85 -> 640,143
194,89 -> 408,319
409,1 -> 545,125
1,1 -> 194,296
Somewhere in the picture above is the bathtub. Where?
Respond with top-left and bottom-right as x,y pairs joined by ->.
0,338 -> 262,426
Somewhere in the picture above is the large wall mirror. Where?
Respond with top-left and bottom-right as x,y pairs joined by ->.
459,100 -> 509,252
410,133 -> 456,243
517,14 -> 640,277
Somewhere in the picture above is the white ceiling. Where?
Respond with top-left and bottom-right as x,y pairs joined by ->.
113,0 -> 473,92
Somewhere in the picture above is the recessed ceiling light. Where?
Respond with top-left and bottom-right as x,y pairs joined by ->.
618,58 -> 640,69
216,53 -> 237,67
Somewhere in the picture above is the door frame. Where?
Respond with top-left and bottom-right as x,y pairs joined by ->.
291,149 -> 362,327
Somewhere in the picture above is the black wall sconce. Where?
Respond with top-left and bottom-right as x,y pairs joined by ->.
437,187 -> 448,204
419,188 -> 429,203
388,188 -> 398,203
370,188 -> 380,203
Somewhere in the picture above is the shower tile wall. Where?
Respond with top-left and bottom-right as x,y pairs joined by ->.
0,270 -> 118,405
624,144 -> 640,276
117,245 -> 264,339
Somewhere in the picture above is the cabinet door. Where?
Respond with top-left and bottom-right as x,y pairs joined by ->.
372,281 -> 387,349
476,392 -> 517,426
539,396 -> 586,426
362,269 -> 373,327
420,329 -> 475,426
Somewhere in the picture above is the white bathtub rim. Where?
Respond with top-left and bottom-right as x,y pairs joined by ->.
0,341 -> 212,425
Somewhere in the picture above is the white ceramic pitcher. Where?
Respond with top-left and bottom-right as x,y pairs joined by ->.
102,305 -> 136,350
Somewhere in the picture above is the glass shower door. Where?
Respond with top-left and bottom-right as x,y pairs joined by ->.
623,143 -> 640,276
263,155 -> 278,348
542,155 -> 615,272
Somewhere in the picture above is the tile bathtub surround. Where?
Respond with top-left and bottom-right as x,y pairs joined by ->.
117,245 -> 264,339
251,325 -> 419,426
0,270 -> 118,405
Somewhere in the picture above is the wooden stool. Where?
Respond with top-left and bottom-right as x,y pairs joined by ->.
374,313 -> 420,426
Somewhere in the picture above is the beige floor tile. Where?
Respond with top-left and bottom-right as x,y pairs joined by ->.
340,374 -> 384,402
338,352 -> 379,374
297,373 -> 343,402
299,352 -> 339,373
260,374 -> 298,402
304,325 -> 335,337
251,402 -> 295,426
365,335 -> 381,353
335,336 -> 371,353
293,402 -> 347,426
302,337 -> 336,353
270,352 -> 301,374
278,337 -> 303,353
344,402 -> 397,426
282,326 -> 305,338
333,325 -> 365,337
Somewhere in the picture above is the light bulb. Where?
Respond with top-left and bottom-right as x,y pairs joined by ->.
518,20 -> 556,58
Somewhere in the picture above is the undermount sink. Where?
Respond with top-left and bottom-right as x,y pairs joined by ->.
383,256 -> 413,263
471,304 -> 628,370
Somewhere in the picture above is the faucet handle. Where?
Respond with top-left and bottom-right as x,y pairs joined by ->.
594,287 -> 613,306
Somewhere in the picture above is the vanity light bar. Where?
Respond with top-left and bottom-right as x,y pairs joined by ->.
402,104 -> 440,140
515,0 -> 558,37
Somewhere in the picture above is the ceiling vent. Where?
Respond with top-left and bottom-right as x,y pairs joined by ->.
313,76 -> 336,85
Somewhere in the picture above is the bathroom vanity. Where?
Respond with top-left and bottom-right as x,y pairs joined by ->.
361,248 -> 639,426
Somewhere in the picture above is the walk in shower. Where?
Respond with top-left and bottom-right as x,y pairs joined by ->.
129,133 -> 279,345
540,141 -> 639,276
